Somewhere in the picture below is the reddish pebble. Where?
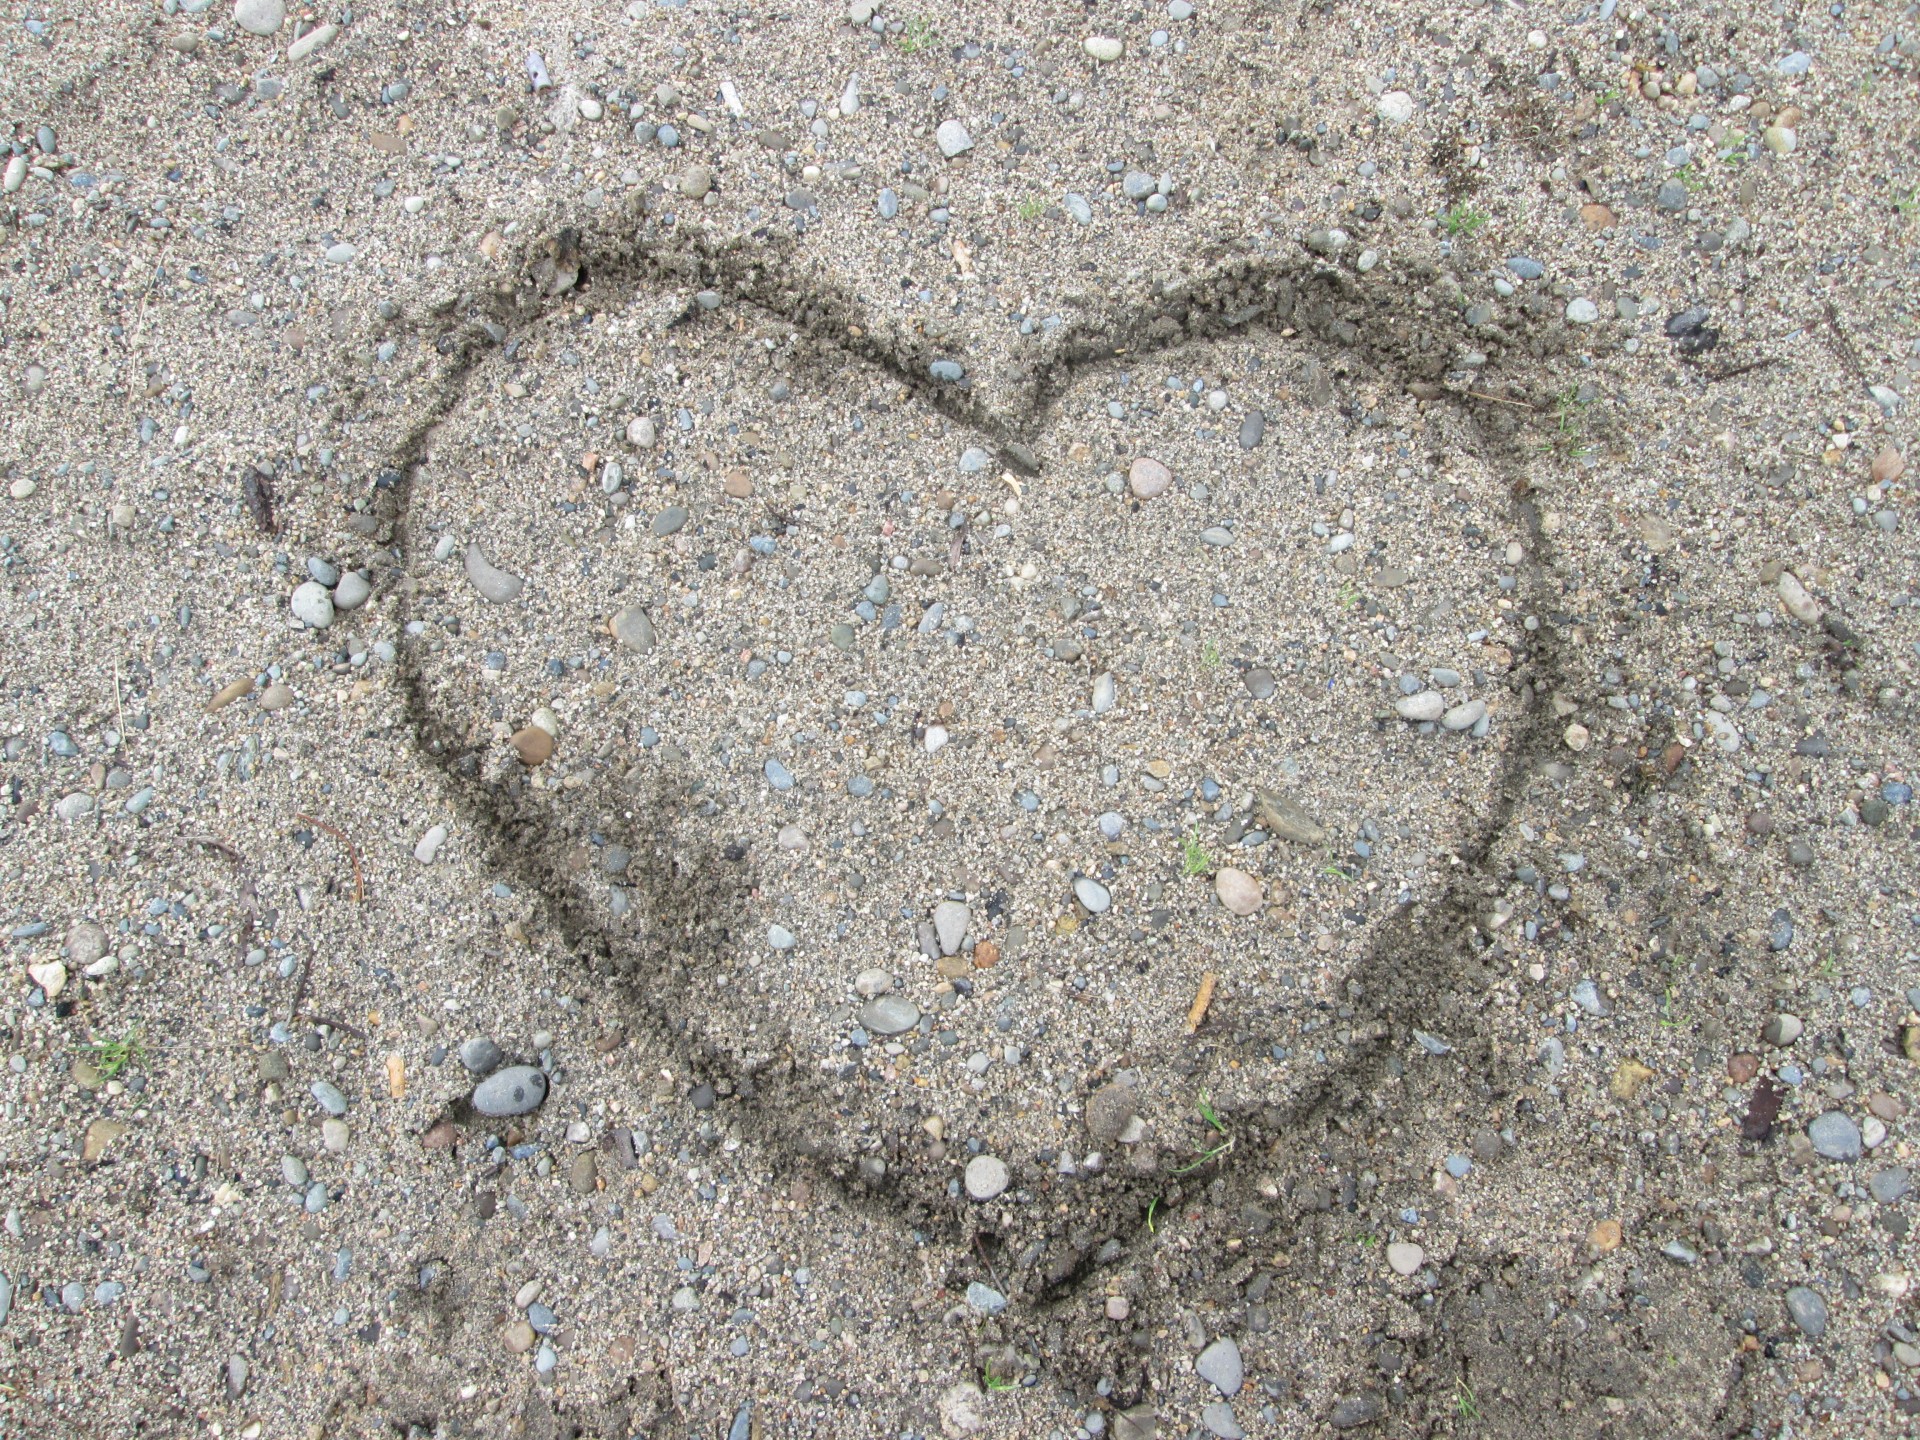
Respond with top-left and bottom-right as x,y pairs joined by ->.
1128,457 -> 1172,498
1727,1052 -> 1760,1084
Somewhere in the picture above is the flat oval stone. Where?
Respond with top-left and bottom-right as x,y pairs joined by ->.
1441,698 -> 1487,731
858,996 -> 920,1035
1238,412 -> 1266,449
472,1065 -> 548,1118
1128,457 -> 1172,497
854,968 -> 893,998
1215,868 -> 1263,916
332,571 -> 371,611
1073,876 -> 1112,913
1395,691 -> 1445,722
1254,789 -> 1326,846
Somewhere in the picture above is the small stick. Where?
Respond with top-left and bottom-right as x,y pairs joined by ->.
296,812 -> 364,903
1820,300 -> 1868,382
1461,389 -> 1540,410
180,832 -> 246,866
1186,970 -> 1218,1034
304,1011 -> 369,1043
112,650 -> 127,741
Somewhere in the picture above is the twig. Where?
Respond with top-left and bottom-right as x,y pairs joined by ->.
1704,356 -> 1779,384
296,812 -> 365,903
112,650 -> 127,741
179,832 -> 246,866
178,832 -> 256,957
1461,389 -> 1541,410
1186,970 -> 1218,1034
303,1011 -> 369,1043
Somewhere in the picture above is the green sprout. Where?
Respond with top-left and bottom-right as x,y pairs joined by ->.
894,15 -> 938,53
1895,185 -> 1920,218
1146,1195 -> 1162,1233
1439,203 -> 1488,238
983,1361 -> 1020,1392
1015,196 -> 1048,221
79,1025 -> 146,1080
1456,1382 -> 1482,1421
1544,384 -> 1593,457
1180,831 -> 1212,878
1200,638 -> 1222,668
1172,1090 -> 1234,1175
1321,861 -> 1354,882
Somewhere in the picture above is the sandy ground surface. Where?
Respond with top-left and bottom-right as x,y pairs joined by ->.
2,2 -> 1918,1437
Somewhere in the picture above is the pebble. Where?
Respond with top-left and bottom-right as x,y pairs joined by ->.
1395,691 -> 1445,722
854,968 -> 892,998
510,727 -> 555,767
1329,1397 -> 1382,1430
1092,673 -> 1117,713
1763,1013 -> 1803,1047
414,824 -> 448,864
964,1154 -> 1010,1200
458,1038 -> 502,1075
935,120 -> 973,158
2,155 -> 25,195
65,923 -> 107,968
1808,1111 -> 1862,1161
325,242 -> 356,266
287,22 -> 337,61
472,1065 -> 548,1118
1073,877 -> 1112,913
1784,1285 -> 1828,1339
1386,1241 -> 1424,1276
26,961 -> 67,998
334,572 -> 370,610
764,758 -> 794,791
1214,868 -> 1262,916
1377,90 -> 1414,124
611,603 -> 656,653
1237,412 -> 1265,449
310,1080 -> 347,1117
1440,699 -> 1486,732
932,900 -> 970,955
965,1280 -> 1007,1315
1128,457 -> 1173,498
1776,571 -> 1822,625
1871,1168 -> 1910,1204
289,581 -> 334,629
767,924 -> 796,951
1565,298 -> 1600,324
1195,1336 -> 1243,1396
1084,35 -> 1124,62
464,543 -> 523,603
858,996 -> 919,1035
233,0 -> 286,36
1201,1403 -> 1245,1440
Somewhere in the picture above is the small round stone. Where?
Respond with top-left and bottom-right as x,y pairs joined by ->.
1377,90 -> 1414,124
858,995 -> 920,1035
1214,868 -> 1262,916
289,581 -> 334,629
332,571 -> 371,611
1386,1242 -> 1425,1277
1073,876 -> 1112,913
964,1154 -> 1010,1200
1128,457 -> 1173,498
1084,35 -> 1124,61
233,0 -> 286,36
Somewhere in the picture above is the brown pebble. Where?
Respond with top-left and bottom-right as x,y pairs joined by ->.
1727,1052 -> 1760,1083
569,1151 -> 598,1196
971,939 -> 999,970
722,467 -> 752,498
1871,445 -> 1906,484
594,1028 -> 627,1054
1870,1091 -> 1906,1122
1579,202 -> 1616,230
1588,1219 -> 1622,1253
1746,809 -> 1773,836
510,726 -> 555,766
206,677 -> 256,713
1660,741 -> 1687,776
502,1320 -> 536,1355
421,1120 -> 459,1151
83,1117 -> 129,1163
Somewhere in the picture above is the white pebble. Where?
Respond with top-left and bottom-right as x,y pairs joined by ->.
414,824 -> 448,865
1377,90 -> 1414,124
